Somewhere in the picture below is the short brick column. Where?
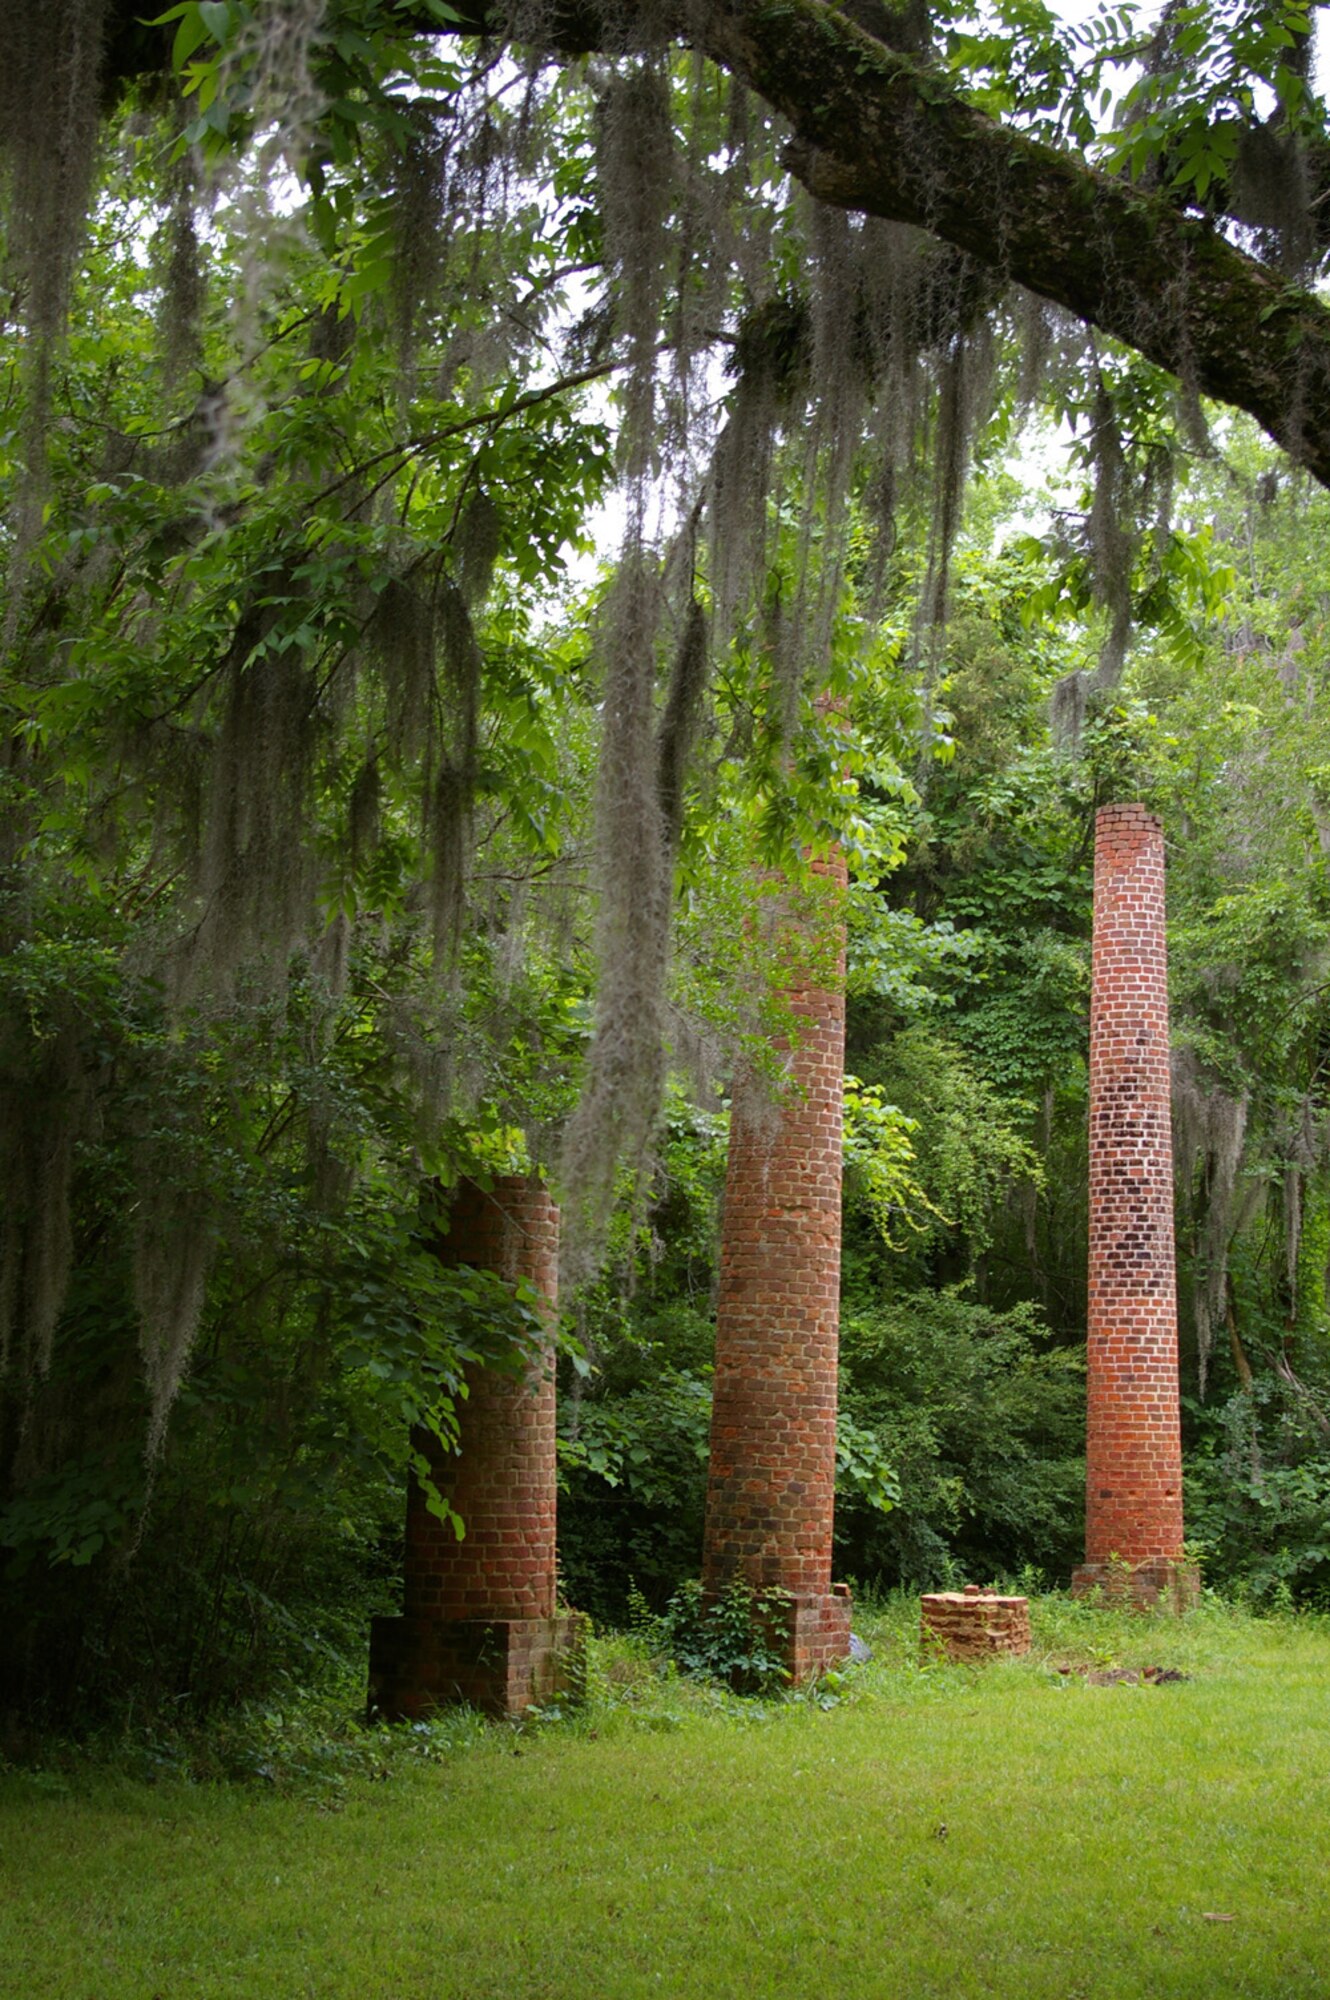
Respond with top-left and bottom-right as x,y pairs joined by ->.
368,1176 -> 585,1717
1071,805 -> 1198,1611
701,856 -> 853,1681
921,1584 -> 1031,1662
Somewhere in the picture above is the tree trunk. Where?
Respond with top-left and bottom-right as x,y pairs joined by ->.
1226,1273 -> 1254,1393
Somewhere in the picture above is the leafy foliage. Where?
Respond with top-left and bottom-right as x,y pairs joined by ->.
652,1579 -> 794,1695
837,1292 -> 1085,1587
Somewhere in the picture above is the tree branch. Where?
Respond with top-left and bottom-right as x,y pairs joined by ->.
100,0 -> 1330,484
689,1 -> 1330,486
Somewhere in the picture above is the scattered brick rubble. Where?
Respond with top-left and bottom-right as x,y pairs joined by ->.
1058,1664 -> 1191,1686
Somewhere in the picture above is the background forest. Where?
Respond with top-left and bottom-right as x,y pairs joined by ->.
2,0 -> 1330,1732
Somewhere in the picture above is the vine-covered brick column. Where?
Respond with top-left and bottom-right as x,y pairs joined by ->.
368,1176 -> 584,1716
1072,805 -> 1198,1610
701,855 -> 852,1680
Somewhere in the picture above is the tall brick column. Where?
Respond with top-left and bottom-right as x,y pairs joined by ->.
368,1175 -> 584,1717
1072,805 -> 1198,1610
701,856 -> 853,1680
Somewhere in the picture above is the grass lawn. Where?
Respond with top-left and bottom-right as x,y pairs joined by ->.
2,1594 -> 1329,1999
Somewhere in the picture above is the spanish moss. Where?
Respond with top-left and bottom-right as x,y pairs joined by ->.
560,549 -> 673,1277
1174,1047 -> 1250,1397
133,1190 -> 212,1463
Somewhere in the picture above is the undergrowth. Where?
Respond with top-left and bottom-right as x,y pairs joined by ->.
0,1586 -> 1312,1802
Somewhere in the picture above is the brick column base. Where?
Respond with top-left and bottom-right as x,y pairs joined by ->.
781,1586 -> 854,1681
368,1611 -> 587,1720
1071,1559 -> 1200,1613
697,1586 -> 851,1687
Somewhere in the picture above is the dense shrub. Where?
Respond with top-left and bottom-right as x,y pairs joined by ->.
1185,1379 -> 1330,1606
836,1290 -> 1085,1588
557,1363 -> 714,1626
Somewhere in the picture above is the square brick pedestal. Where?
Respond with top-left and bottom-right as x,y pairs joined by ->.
782,1585 -> 854,1681
368,1611 -> 587,1720
1071,1559 -> 1200,1612
701,1583 -> 852,1684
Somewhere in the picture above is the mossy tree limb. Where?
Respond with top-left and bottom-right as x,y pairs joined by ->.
693,2 -> 1330,485
109,0 -> 1330,484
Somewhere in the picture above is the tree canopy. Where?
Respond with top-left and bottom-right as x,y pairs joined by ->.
86,0 -> 1330,476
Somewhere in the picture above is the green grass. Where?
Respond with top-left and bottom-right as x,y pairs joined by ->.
3,1594 -> 1330,1999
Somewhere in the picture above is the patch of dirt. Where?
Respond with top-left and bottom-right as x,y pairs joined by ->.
1053,1664 -> 1191,1686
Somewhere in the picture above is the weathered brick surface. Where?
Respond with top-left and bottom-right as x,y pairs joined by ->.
783,1583 -> 854,1680
920,1585 -> 1031,1662
701,855 -> 852,1681
1072,806 -> 1190,1604
369,1175 -> 584,1716
405,1177 -> 559,1624
1071,1557 -> 1200,1612
367,1611 -> 587,1720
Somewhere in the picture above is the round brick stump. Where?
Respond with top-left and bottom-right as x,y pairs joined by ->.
920,1584 -> 1031,1662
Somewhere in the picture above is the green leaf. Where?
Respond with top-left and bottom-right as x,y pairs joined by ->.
198,0 -> 233,39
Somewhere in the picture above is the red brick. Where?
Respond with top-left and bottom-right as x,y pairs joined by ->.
701,854 -> 852,1681
1071,807 -> 1196,1609
369,1175 -> 585,1716
921,1585 -> 1031,1662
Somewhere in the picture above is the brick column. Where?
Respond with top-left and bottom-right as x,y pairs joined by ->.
368,1176 -> 585,1717
1072,805 -> 1198,1611
701,856 -> 852,1680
